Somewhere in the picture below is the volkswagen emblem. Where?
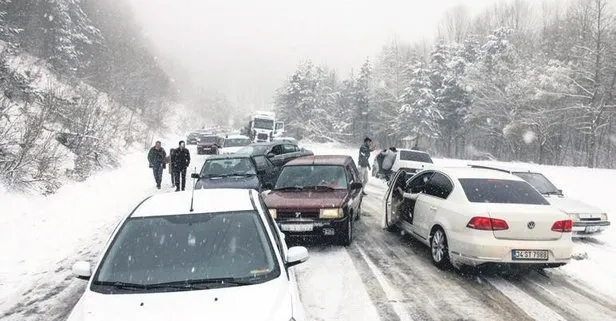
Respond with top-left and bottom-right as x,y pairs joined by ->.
295,212 -> 301,218
527,221 -> 535,229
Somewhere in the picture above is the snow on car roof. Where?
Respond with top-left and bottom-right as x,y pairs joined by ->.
286,155 -> 350,166
397,148 -> 429,154
467,163 -> 534,173
438,167 -> 526,181
225,134 -> 249,139
131,189 -> 255,217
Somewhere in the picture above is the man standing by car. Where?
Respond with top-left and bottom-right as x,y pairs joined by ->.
148,141 -> 166,189
358,137 -> 375,195
380,147 -> 397,181
171,140 -> 191,191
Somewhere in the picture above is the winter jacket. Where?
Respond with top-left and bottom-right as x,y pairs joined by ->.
148,147 -> 167,167
358,143 -> 372,168
171,147 -> 191,170
381,149 -> 397,171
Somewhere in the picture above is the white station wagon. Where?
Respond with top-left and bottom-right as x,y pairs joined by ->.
67,189 -> 308,321
470,165 -> 611,237
383,167 -> 573,270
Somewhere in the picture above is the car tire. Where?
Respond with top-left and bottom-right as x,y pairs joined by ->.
430,227 -> 451,269
339,216 -> 353,246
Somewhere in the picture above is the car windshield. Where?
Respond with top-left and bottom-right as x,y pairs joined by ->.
513,172 -> 560,195
224,138 -> 251,147
200,136 -> 218,143
459,178 -> 550,205
275,165 -> 348,190
399,150 -> 433,163
236,145 -> 268,155
91,211 -> 279,293
254,118 -> 274,130
200,158 -> 257,177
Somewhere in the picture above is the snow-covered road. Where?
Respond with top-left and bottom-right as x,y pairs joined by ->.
2,141 -> 616,321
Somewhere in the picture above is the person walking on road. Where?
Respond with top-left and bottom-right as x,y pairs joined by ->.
148,141 -> 167,189
358,137 -> 375,195
171,140 -> 191,191
167,148 -> 177,188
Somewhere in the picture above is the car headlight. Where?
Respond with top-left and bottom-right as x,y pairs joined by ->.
269,209 -> 277,219
320,208 -> 342,219
601,213 -> 608,221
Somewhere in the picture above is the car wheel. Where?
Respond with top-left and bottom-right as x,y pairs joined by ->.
339,216 -> 353,246
430,228 -> 451,269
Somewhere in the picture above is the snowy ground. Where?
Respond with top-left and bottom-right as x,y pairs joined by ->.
1,140 -> 615,321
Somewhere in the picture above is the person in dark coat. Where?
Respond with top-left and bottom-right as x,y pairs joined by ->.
358,137 -> 375,195
167,148 -> 176,188
147,141 -> 167,189
171,140 -> 191,191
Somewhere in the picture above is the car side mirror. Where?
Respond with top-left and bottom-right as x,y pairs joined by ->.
286,246 -> 309,268
266,152 -> 275,158
350,182 -> 363,190
72,261 -> 91,280
557,189 -> 563,195
191,173 -> 200,179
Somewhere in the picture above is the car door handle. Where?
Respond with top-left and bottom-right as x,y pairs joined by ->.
429,206 -> 437,211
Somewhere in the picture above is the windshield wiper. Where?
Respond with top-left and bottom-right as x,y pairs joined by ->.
92,281 -> 148,291
274,186 -> 304,191
228,172 -> 256,177
543,191 -> 562,195
309,185 -> 337,191
147,278 -> 256,289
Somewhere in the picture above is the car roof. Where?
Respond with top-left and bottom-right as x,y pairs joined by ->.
225,134 -> 249,139
285,155 -> 351,166
467,164 -> 536,174
398,148 -> 430,154
131,189 -> 256,218
431,167 -> 526,181
205,154 -> 252,160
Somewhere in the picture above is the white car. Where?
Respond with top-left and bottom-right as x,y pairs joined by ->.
220,134 -> 252,154
470,165 -> 610,237
66,189 -> 308,321
383,168 -> 573,270
373,149 -> 434,178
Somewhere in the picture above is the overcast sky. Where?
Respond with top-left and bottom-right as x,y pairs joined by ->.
127,0 -> 497,109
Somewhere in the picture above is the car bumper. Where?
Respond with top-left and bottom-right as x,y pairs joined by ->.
197,147 -> 217,154
276,217 -> 349,238
449,231 -> 572,267
572,220 -> 610,235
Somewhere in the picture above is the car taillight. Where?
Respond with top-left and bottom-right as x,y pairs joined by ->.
466,216 -> 509,230
551,220 -> 572,232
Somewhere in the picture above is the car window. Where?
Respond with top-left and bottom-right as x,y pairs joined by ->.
399,150 -> 433,163
270,145 -> 283,155
200,158 -> 256,177
282,144 -> 297,153
344,165 -> 354,183
91,211 -> 280,293
258,195 -> 285,256
275,165 -> 348,190
253,155 -> 273,170
349,161 -> 360,182
406,172 -> 434,193
459,179 -> 550,205
423,173 -> 453,199
513,172 -> 560,195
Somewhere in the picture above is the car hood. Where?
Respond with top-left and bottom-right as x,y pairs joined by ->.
195,175 -> 260,190
264,190 -> 347,209
544,194 -> 604,214
220,147 -> 244,154
69,278 -> 292,321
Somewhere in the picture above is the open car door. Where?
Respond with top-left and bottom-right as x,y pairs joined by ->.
383,170 -> 407,229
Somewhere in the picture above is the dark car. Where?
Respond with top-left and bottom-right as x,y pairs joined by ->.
236,141 -> 313,167
197,135 -> 224,155
186,132 -> 201,145
192,154 -> 279,191
262,155 -> 364,246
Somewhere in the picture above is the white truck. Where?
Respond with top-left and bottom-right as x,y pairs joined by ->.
244,111 -> 285,142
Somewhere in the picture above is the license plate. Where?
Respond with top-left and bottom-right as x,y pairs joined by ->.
512,250 -> 549,261
280,224 -> 313,232
585,226 -> 599,233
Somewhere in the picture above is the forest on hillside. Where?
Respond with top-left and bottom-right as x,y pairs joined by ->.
275,0 -> 616,168
0,0 -> 176,192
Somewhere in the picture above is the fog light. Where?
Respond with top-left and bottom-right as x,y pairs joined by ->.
323,228 -> 335,235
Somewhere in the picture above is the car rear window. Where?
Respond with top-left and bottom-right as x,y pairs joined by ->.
459,178 -> 550,205
399,150 -> 433,163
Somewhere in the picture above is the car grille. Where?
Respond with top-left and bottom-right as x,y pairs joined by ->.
278,211 -> 320,219
257,133 -> 269,140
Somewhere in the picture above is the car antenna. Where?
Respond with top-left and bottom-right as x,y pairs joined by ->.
190,166 -> 197,212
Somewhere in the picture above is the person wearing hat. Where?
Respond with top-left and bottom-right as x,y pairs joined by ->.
171,140 -> 191,191
358,137 -> 375,195
147,141 -> 167,189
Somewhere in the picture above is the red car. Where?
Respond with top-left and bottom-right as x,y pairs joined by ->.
197,135 -> 223,155
262,155 -> 364,245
